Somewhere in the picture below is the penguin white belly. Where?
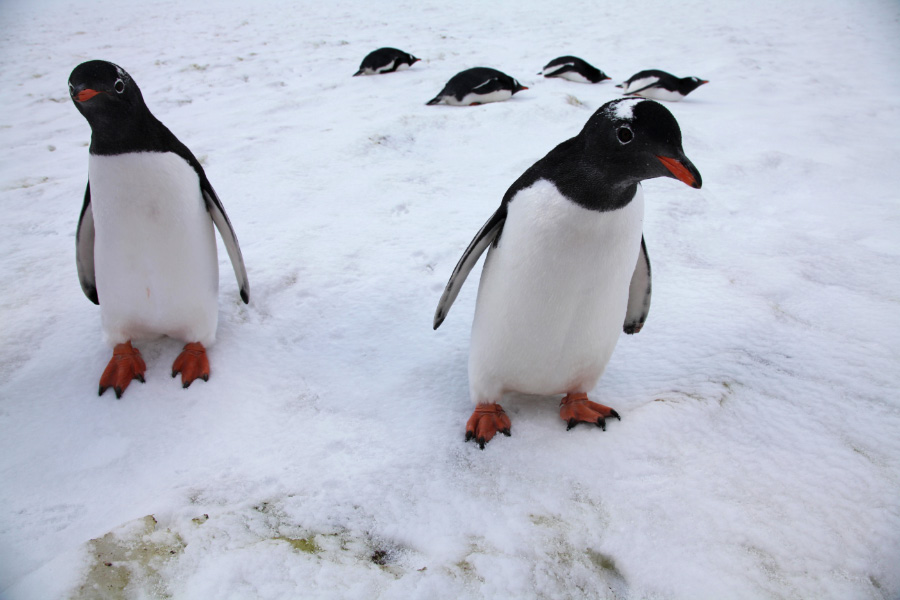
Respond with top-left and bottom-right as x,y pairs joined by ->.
468,179 -> 644,403
631,87 -> 684,102
453,89 -> 513,106
89,152 -> 219,347
558,70 -> 592,84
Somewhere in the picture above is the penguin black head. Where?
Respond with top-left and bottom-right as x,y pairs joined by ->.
680,76 -> 709,95
69,60 -> 168,155
582,98 -> 702,189
69,61 -> 148,125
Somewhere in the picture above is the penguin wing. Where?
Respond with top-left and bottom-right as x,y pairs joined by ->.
76,182 -> 99,305
470,76 -> 507,96
161,128 -> 250,304
433,206 -> 506,329
201,182 -> 250,304
624,76 -> 662,95
543,62 -> 576,77
623,235 -> 651,334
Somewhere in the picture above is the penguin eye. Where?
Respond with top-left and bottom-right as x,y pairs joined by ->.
68,82 -> 75,96
114,79 -> 125,93
617,126 -> 634,144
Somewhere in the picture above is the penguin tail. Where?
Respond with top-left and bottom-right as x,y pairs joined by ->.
615,83 -> 624,88
426,96 -> 442,105
353,70 -> 364,77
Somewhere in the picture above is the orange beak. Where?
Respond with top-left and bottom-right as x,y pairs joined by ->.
657,155 -> 700,188
76,89 -> 102,102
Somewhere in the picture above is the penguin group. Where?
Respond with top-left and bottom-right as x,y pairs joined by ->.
68,44 -> 707,449
351,47 -> 707,105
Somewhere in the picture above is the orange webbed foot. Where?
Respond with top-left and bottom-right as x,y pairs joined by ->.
99,341 -> 147,399
560,392 -> 621,431
171,342 -> 210,388
465,403 -> 512,449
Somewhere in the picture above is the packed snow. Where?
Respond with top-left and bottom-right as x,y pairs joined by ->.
1,0 -> 899,598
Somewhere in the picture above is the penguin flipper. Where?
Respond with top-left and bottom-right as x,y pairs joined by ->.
623,235 -> 651,334
470,76 -> 506,96
623,78 -> 662,96
543,63 -> 576,78
202,184 -> 250,304
76,182 -> 99,305
433,206 -> 506,329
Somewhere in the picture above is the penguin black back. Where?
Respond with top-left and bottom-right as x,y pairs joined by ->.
540,56 -> 609,83
426,67 -> 527,106
618,69 -> 708,99
353,47 -> 420,76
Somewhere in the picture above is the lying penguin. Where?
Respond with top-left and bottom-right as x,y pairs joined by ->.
353,47 -> 420,76
538,56 -> 610,84
617,69 -> 708,101
69,60 -> 250,398
433,98 -> 702,448
426,67 -> 528,106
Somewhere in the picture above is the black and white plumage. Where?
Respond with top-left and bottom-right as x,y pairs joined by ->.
69,60 -> 249,394
538,56 -> 610,84
434,98 -> 701,446
426,67 -> 528,106
353,47 -> 420,76
616,69 -> 708,101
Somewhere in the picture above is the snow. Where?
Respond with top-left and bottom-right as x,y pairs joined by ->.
606,98 -> 644,121
1,0 -> 899,598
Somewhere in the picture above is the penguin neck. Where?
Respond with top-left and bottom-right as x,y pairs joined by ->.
546,155 -> 642,212
88,108 -> 168,156
503,137 -> 642,213
574,166 -> 641,211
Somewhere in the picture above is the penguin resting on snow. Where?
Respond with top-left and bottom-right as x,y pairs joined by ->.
353,47 -> 420,76
69,60 -> 250,398
427,67 -> 528,106
433,98 -> 702,448
617,69 -> 708,101
539,56 -> 610,84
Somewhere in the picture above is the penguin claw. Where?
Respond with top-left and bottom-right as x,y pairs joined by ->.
171,342 -> 210,389
98,341 -> 146,399
560,393 -> 620,432
465,403 -> 512,449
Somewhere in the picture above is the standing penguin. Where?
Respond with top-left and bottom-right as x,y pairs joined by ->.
69,60 -> 249,398
539,56 -> 610,84
617,69 -> 708,101
353,47 -> 420,76
426,67 -> 528,106
433,98 -> 701,448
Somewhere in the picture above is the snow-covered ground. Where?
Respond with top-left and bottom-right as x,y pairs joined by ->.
2,0 -> 899,597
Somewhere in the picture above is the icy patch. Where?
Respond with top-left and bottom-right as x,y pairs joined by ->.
71,515 -> 185,599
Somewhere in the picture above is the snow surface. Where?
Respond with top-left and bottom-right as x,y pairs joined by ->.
1,0 -> 900,598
